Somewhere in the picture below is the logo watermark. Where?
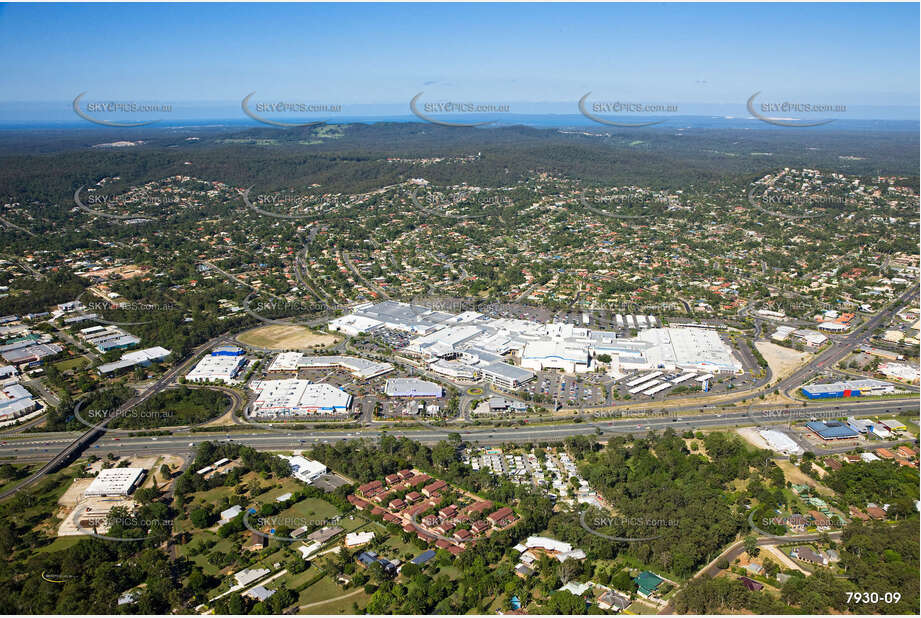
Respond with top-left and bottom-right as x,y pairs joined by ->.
408,186 -> 493,220
41,572 -> 77,583
410,92 -> 509,127
407,294 -> 504,320
76,299 -> 177,327
241,186 -> 321,219
578,193 -> 662,220
579,509 -> 676,542
760,408 -> 840,422
71,505 -> 173,542
73,92 -> 170,127
242,292 -> 350,327
73,185 -> 159,222
747,92 -> 845,127
746,185 -> 839,220
242,511 -> 341,543
747,509 -> 844,540
241,92 -> 339,128
72,400 -> 176,434
579,92 -> 676,127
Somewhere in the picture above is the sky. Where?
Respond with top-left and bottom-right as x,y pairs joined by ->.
0,2 -> 918,121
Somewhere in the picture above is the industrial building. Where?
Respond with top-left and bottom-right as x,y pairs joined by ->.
250,379 -> 352,416
84,467 -> 146,497
429,359 -> 478,381
771,326 -> 828,347
297,355 -> 393,378
186,350 -> 246,384
801,379 -> 895,399
78,325 -> 141,352
0,340 -> 63,365
0,382 -> 39,421
278,455 -> 327,483
267,353 -> 393,378
97,346 -> 171,375
479,361 -> 535,389
847,417 -> 875,434
878,362 -> 920,383
759,429 -> 803,455
521,340 -> 591,374
805,421 -> 860,441
328,302 -> 740,390
212,345 -> 245,356
384,378 -> 443,398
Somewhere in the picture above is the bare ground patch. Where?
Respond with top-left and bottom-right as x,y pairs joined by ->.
774,459 -> 835,496
755,341 -> 812,381
237,325 -> 341,350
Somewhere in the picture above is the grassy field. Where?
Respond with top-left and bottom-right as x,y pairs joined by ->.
237,325 -> 340,350
0,463 -> 37,495
774,459 -> 835,496
278,565 -> 324,591
54,357 -> 88,372
627,600 -> 660,614
276,497 -> 341,521
895,414 -> 919,435
177,531 -> 237,576
254,479 -> 309,505
380,531 -> 423,562
298,575 -> 367,612
36,535 -> 83,554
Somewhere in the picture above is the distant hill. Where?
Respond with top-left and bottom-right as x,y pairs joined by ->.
0,121 -> 916,202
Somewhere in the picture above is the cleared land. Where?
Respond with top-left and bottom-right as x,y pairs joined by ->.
755,341 -> 812,381
237,325 -> 341,350
736,427 -> 775,452
774,459 -> 835,496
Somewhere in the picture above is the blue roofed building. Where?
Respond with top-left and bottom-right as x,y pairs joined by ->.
411,549 -> 436,565
212,345 -> 245,356
801,379 -> 895,399
806,420 -> 859,441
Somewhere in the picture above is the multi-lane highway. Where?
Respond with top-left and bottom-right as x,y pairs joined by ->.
2,289 -> 918,498
4,399 -> 916,463
0,334 -> 239,498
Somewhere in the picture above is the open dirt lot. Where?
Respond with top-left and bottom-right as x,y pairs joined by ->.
57,497 -> 137,536
774,459 -> 835,496
237,325 -> 341,350
58,478 -> 94,508
762,544 -> 810,575
755,341 -> 812,380
141,455 -> 185,487
736,427 -> 774,451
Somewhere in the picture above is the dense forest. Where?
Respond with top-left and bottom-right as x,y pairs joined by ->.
0,122 -> 917,207
108,387 -> 231,429
673,519 -> 919,615
557,430 -> 770,578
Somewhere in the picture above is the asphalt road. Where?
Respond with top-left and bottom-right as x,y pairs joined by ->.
2,289 -> 918,496
0,334 -> 239,499
4,400 -> 916,462
659,531 -> 845,614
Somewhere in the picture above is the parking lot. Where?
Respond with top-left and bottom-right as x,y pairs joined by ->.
309,472 -> 351,492
516,370 -> 611,408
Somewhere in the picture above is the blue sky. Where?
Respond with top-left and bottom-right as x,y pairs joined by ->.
0,2 -> 917,119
